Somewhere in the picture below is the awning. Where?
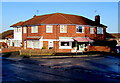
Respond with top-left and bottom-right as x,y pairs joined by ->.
73,37 -> 93,42
26,36 -> 41,40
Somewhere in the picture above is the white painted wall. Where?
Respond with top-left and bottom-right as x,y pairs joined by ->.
13,27 -> 22,47
14,27 -> 22,40
6,39 -> 14,46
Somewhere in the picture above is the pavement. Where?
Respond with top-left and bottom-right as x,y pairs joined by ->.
3,54 -> 101,61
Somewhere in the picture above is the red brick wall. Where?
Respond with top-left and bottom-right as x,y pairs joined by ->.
56,49 -> 71,53
22,25 -> 106,51
22,25 -> 106,40
85,27 -> 105,40
43,41 -> 48,49
87,46 -> 110,52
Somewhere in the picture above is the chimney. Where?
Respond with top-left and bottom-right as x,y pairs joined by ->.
95,15 -> 100,24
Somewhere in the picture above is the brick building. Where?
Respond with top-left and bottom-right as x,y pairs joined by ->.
10,13 -> 107,53
0,30 -> 14,47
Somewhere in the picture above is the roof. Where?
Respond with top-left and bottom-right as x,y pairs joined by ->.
10,13 -> 107,27
0,30 -> 14,39
106,33 -> 120,38
10,21 -> 24,27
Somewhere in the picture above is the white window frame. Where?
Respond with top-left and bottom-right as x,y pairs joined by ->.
27,40 -> 32,48
23,27 -> 27,33
97,27 -> 103,34
59,41 -> 72,49
27,40 -> 40,49
14,27 -> 22,33
90,27 -> 94,34
14,28 -> 18,32
18,28 -> 21,32
46,25 -> 53,33
31,26 -> 38,33
33,40 -> 39,48
60,25 -> 67,33
76,25 -> 84,33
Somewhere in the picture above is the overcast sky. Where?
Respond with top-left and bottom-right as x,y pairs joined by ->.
1,2 -> 119,33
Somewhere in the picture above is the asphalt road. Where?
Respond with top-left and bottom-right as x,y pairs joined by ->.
1,55 -> 120,83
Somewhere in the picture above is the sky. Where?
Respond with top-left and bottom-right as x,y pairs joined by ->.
1,2 -> 119,33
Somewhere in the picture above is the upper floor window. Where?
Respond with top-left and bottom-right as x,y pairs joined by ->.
97,27 -> 103,34
61,42 -> 70,46
23,27 -> 27,33
14,27 -> 21,32
46,25 -> 53,33
90,27 -> 94,34
18,28 -> 21,32
60,25 -> 67,33
31,26 -> 38,33
14,28 -> 18,32
76,25 -> 84,33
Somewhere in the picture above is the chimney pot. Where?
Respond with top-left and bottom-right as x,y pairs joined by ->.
33,15 -> 37,17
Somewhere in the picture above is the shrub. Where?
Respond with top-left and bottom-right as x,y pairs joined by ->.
42,47 -> 46,49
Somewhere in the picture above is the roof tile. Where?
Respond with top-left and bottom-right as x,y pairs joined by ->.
10,13 -> 107,27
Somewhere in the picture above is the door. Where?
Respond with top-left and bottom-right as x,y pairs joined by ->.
48,41 -> 53,49
77,43 -> 85,52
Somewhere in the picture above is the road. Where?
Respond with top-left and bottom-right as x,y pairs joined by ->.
1,55 -> 120,83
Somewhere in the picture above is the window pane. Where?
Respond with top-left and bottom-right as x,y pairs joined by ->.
82,27 -> 84,33
35,26 -> 38,33
97,27 -> 103,34
33,40 -> 39,48
31,26 -> 38,33
60,25 -> 67,33
18,28 -> 21,32
64,25 -> 67,33
61,42 -> 69,46
27,40 -> 32,48
76,26 -> 83,33
90,27 -> 94,34
78,26 -> 82,32
17,28 -> 18,32
46,25 -> 53,33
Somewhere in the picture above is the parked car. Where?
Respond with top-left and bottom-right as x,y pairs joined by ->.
116,46 -> 120,53
111,46 -> 120,53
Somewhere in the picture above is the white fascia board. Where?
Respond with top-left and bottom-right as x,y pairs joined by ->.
59,39 -> 74,41
42,39 -> 59,41
42,39 -> 74,41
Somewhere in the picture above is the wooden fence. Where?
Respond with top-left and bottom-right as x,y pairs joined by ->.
20,49 -> 55,56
